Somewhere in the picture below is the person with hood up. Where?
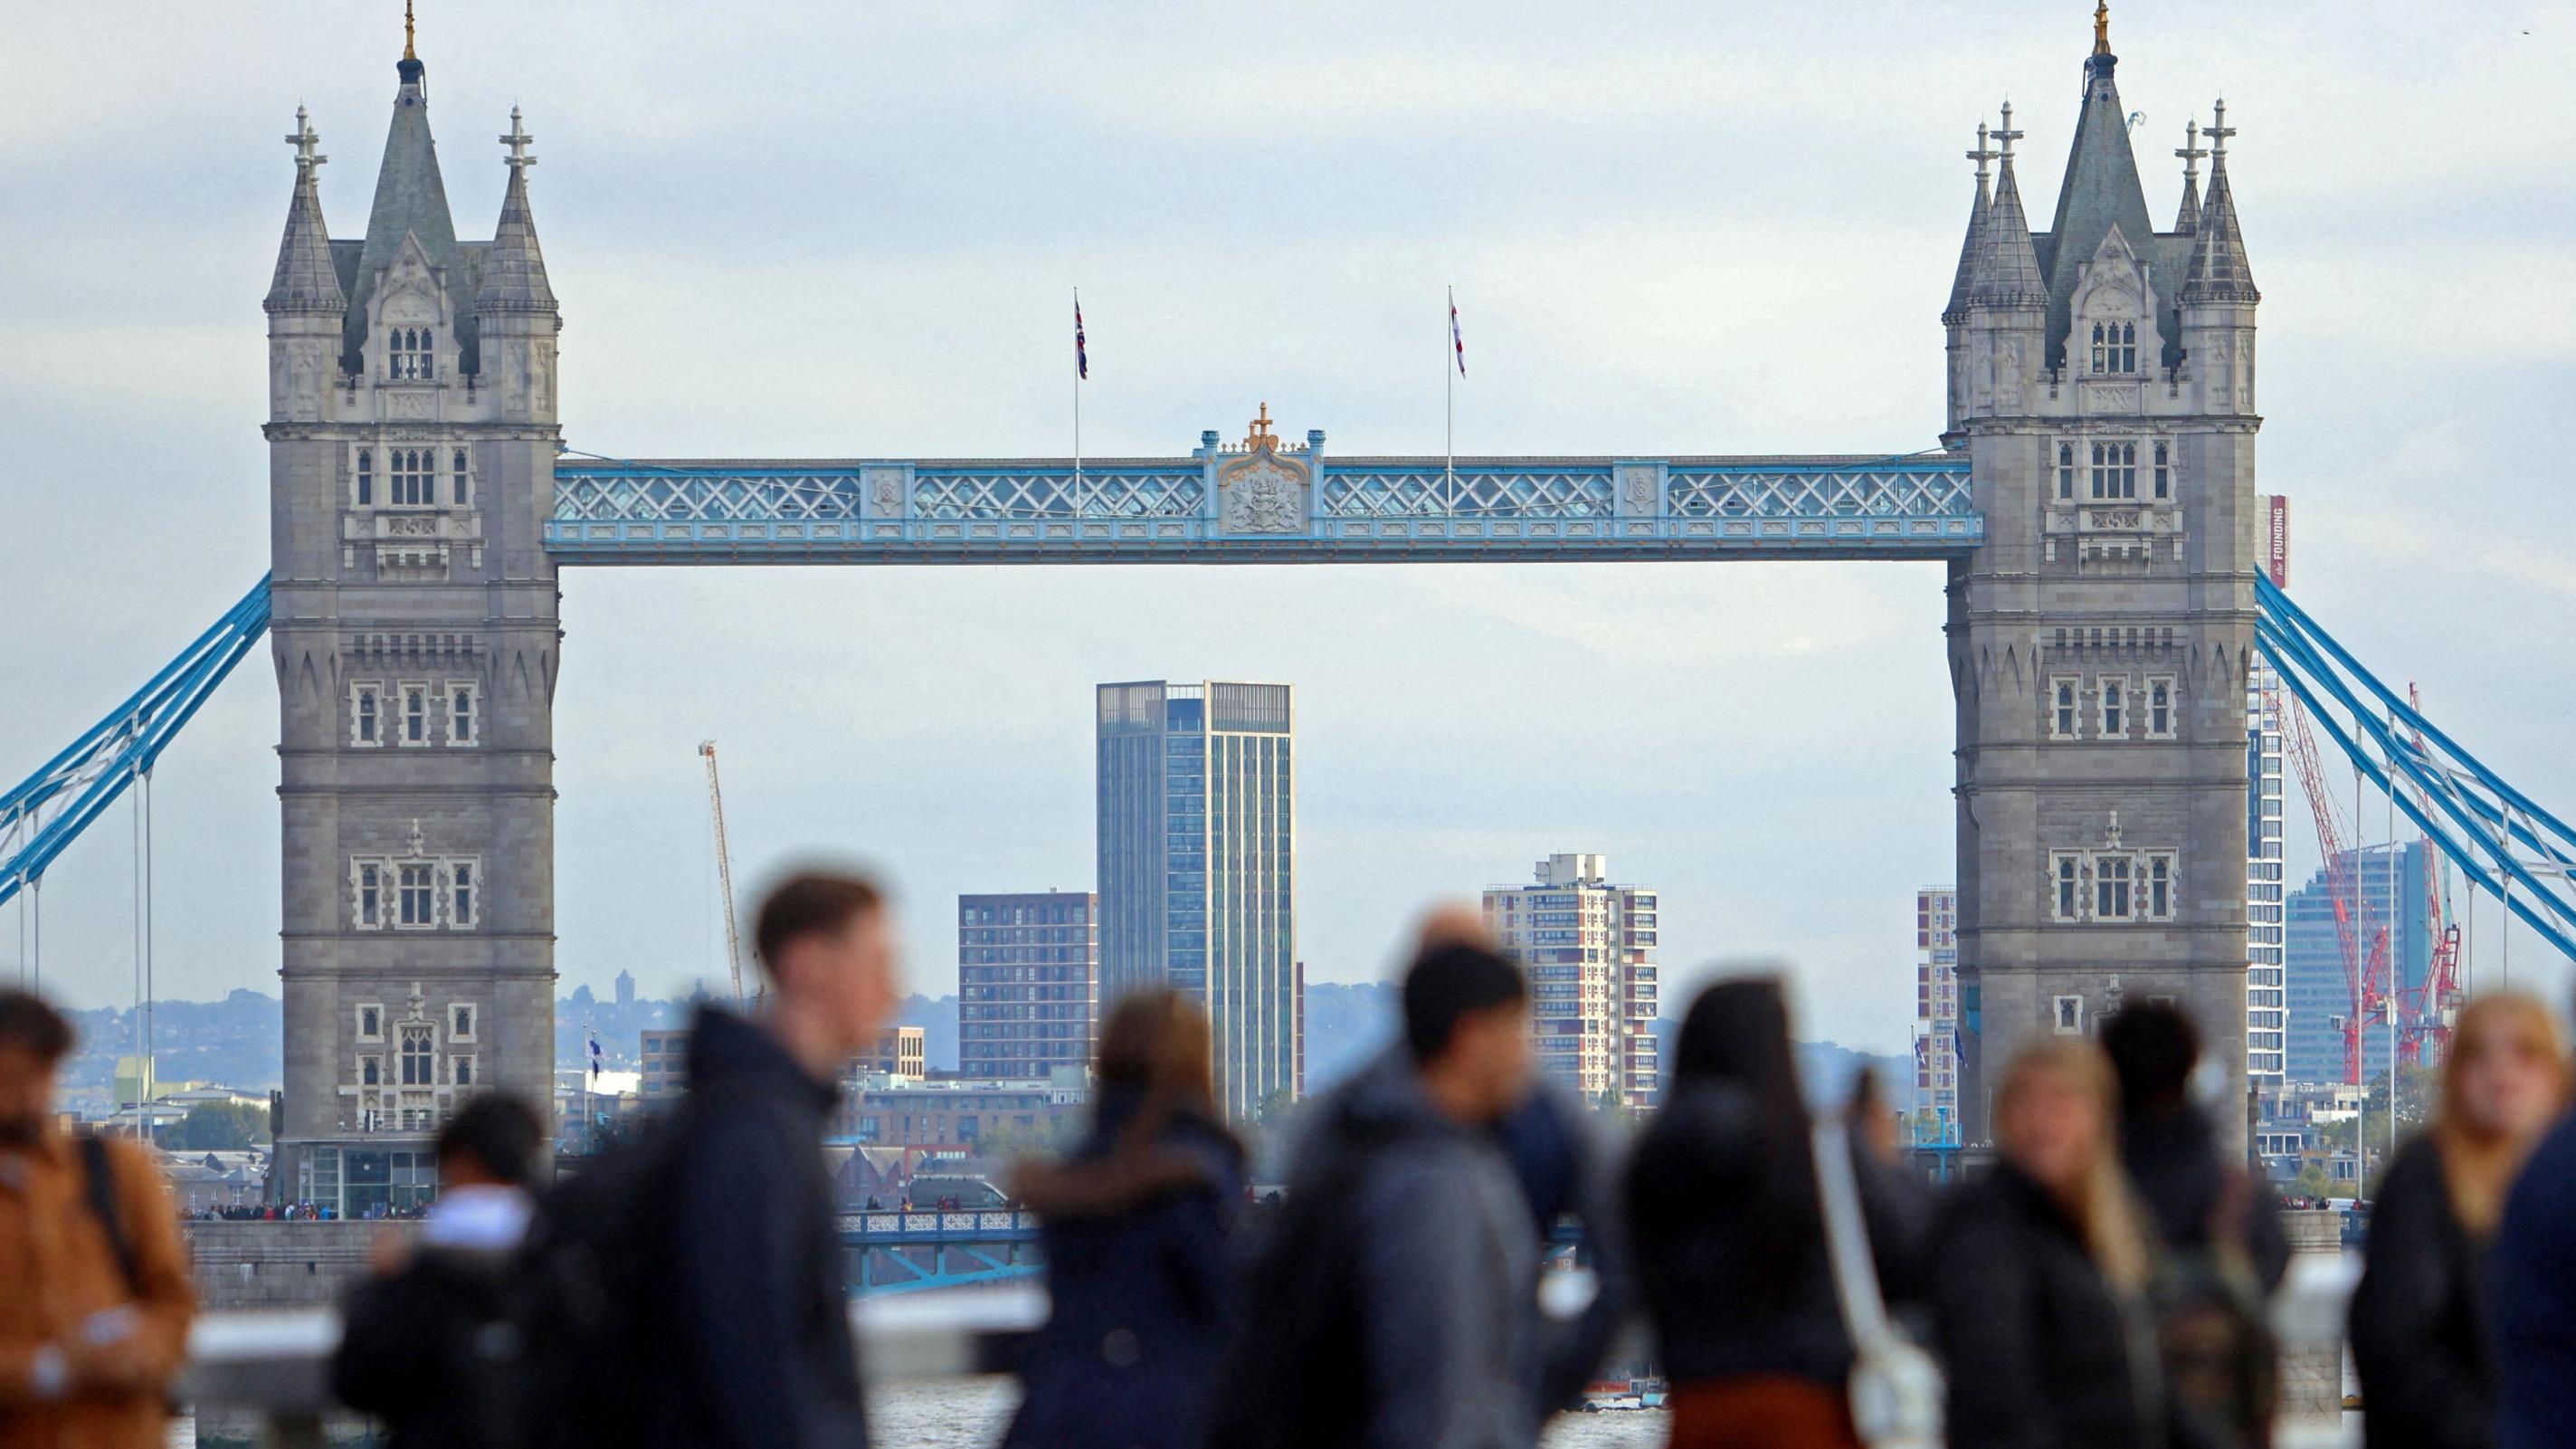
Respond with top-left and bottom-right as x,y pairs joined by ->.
1002,989 -> 1246,1449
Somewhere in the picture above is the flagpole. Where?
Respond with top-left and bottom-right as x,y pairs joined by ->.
1445,286 -> 1455,491
1073,288 -> 1083,515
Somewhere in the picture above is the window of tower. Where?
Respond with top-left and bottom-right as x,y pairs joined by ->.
2090,442 -> 2138,500
391,328 -> 434,382
448,861 -> 478,929
398,863 -> 435,928
402,685 -> 429,745
452,448 -> 471,507
356,866 -> 381,929
2153,441 -> 2171,500
356,449 -> 374,507
2146,853 -> 2176,920
2057,443 -> 2075,501
392,449 -> 433,508
400,1026 -> 434,1086
2101,677 -> 2126,737
2146,676 -> 2176,739
2052,853 -> 2083,921
449,683 -> 477,746
2096,854 -> 2132,920
2050,677 -> 2080,739
353,685 -> 380,746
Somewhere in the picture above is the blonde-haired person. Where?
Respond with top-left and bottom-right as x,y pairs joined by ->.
2349,996 -> 2570,1449
1933,1039 -> 2167,1449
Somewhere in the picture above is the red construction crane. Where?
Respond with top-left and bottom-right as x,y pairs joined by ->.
2281,689 -> 2391,1087
2398,682 -> 2463,1068
699,740 -> 749,1006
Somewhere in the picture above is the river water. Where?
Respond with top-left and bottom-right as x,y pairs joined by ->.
870,1379 -> 1668,1449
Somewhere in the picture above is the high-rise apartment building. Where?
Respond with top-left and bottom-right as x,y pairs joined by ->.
2284,842 -> 2433,1086
1483,853 -> 1659,1111
1913,887 -> 1963,1144
2246,660 -> 2288,1089
959,891 -> 1100,1080
1097,682 -> 1298,1119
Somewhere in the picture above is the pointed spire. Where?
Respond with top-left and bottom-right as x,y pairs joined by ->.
2181,100 -> 2258,305
2042,12 -> 2158,357
478,108 -> 557,314
1944,122 -> 1997,323
343,25 -> 471,370
1971,103 -> 2048,309
266,107 -> 346,316
2173,119 -> 2207,234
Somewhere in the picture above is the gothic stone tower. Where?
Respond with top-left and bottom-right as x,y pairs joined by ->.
1945,21 -> 2260,1147
262,33 -> 562,1203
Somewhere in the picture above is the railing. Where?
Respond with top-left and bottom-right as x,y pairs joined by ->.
544,449 -> 1981,564
181,1258 -> 2363,1447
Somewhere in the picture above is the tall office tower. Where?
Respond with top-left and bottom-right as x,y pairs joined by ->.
957,891 -> 1101,1080
1096,682 -> 1298,1119
1913,887 -> 1963,1144
1483,853 -> 1660,1111
2283,842 -> 2433,1086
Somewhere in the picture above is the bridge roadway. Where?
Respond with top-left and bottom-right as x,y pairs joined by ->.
544,446 -> 1982,566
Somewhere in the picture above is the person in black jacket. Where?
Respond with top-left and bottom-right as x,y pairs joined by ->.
2353,995 -> 2569,1449
1003,988 -> 1246,1449
649,870 -> 901,1449
1626,977 -> 1927,1449
1934,1038 -> 2164,1449
332,1092 -> 545,1449
2100,1004 -> 2290,1292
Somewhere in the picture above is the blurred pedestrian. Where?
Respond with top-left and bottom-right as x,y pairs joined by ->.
332,1093 -> 547,1449
1206,939 -> 1541,1449
1419,900 -> 1637,1416
2362,996 -> 2569,1449
0,988 -> 195,1449
2101,1003 -> 2284,1448
1626,977 -> 1925,1449
1003,990 -> 1245,1449
1934,1039 -> 2164,1449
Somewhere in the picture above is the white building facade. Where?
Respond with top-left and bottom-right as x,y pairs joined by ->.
1484,853 -> 1659,1111
1914,887 -> 1963,1144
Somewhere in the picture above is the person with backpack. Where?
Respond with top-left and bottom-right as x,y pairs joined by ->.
1625,977 -> 1927,1449
1205,939 -> 1542,1449
518,870 -> 900,1449
2099,1003 -> 2285,1448
2353,996 -> 2570,1449
331,1092 -> 547,1449
0,989 -> 195,1449
1001,989 -> 1245,1449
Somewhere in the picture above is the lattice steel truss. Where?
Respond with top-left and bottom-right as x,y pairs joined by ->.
2,577 -> 271,906
1668,463 -> 1978,520
2257,575 -> 2576,963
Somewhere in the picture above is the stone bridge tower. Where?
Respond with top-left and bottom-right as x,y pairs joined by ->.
1945,20 -> 2260,1146
262,28 -> 562,1203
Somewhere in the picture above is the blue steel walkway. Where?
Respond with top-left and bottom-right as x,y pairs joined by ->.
546,432 -> 1979,566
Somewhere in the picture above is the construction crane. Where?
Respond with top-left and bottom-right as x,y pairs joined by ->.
2281,689 -> 2390,1088
2398,682 -> 2464,1068
699,740 -> 748,1006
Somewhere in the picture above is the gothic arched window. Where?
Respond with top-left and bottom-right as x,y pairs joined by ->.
390,327 -> 434,381
2057,443 -> 2075,501
392,449 -> 433,507
356,449 -> 373,506
2153,441 -> 2171,500
2089,319 -> 2139,375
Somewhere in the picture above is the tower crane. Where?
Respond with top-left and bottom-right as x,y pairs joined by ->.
2281,690 -> 2390,1088
2398,682 -> 2464,1067
699,740 -> 748,1006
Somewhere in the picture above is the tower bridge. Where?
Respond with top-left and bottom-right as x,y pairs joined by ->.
9,12 -> 2576,1199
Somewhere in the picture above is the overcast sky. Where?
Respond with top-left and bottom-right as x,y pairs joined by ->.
5,2 -> 2574,1051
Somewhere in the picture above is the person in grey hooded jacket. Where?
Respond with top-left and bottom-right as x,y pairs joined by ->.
1205,940 -> 1542,1449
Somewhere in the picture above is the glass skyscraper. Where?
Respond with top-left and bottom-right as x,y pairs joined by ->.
1097,681 -> 1298,1119
2284,841 -> 2432,1086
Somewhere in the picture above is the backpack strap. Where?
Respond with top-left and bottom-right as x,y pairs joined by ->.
79,1134 -> 145,1298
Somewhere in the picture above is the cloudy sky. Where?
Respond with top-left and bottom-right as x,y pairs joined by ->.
5,1 -> 2573,1051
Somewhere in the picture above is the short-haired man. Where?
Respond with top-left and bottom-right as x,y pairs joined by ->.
651,869 -> 901,1449
1211,940 -> 1541,1449
0,989 -> 195,1449
334,1092 -> 547,1449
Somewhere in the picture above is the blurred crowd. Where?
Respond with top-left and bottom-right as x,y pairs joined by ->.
4,868 -> 2575,1449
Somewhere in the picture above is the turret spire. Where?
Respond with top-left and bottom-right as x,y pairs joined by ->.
1969,103 -> 2048,309
2173,119 -> 2207,234
344,24 -> 469,371
477,107 -> 557,315
2180,100 -> 2258,304
404,0 -> 416,62
1944,121 -> 1997,322
266,106 -> 346,315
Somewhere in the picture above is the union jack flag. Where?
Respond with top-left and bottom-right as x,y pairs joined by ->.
1449,288 -> 1465,376
1075,292 -> 1088,380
